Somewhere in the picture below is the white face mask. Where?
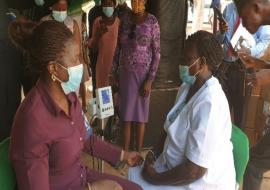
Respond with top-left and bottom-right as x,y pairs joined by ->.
52,10 -> 67,22
53,64 -> 83,94
35,0 -> 45,6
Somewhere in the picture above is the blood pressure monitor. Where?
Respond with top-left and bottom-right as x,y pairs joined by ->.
95,86 -> 114,119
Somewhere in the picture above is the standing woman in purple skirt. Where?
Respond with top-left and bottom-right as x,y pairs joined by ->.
113,0 -> 160,151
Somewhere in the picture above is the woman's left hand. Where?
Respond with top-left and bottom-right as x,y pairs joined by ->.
140,80 -> 153,97
123,151 -> 144,167
142,151 -> 158,184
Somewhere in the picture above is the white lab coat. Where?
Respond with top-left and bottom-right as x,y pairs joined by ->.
129,77 -> 236,190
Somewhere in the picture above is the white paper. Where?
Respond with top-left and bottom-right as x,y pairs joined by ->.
231,23 -> 256,50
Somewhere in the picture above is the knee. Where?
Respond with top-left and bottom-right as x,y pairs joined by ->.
109,180 -> 123,190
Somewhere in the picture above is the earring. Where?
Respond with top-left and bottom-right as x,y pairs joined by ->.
51,74 -> 56,82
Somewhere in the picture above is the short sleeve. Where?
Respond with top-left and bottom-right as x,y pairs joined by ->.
185,100 -> 220,168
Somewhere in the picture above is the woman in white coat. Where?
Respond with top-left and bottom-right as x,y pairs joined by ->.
129,31 -> 236,190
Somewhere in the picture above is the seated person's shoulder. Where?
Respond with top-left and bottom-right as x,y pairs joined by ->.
14,86 -> 47,128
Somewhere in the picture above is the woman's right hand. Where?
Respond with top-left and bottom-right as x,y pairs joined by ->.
139,80 -> 153,97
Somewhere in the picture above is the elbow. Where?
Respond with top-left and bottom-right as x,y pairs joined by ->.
193,168 -> 206,180
183,161 -> 207,183
188,167 -> 206,182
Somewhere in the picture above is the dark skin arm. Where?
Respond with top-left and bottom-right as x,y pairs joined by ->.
239,54 -> 270,69
142,151 -> 206,186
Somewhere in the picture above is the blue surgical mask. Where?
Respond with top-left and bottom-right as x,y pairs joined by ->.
102,7 -> 114,17
179,57 -> 201,85
54,64 -> 83,94
52,10 -> 67,22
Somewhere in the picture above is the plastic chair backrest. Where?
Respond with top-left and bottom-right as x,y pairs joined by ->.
0,137 -> 16,190
231,125 -> 249,184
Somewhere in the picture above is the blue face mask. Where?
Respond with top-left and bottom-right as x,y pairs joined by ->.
102,7 -> 114,17
179,57 -> 201,85
52,10 -> 67,22
53,64 -> 83,94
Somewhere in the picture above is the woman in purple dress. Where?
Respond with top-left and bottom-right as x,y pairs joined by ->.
113,0 -> 160,151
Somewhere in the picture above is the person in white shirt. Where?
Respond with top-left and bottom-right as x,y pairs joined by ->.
128,30 -> 236,190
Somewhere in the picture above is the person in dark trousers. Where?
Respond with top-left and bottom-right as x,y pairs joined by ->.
233,0 -> 270,189
0,1 -> 22,141
88,0 -> 102,97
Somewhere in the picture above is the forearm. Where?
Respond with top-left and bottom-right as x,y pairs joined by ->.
147,56 -> 160,81
146,161 -> 206,186
255,59 -> 270,69
84,135 -> 122,165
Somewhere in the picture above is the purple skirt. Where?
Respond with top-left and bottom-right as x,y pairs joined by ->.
119,68 -> 150,123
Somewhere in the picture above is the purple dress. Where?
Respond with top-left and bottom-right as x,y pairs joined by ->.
113,13 -> 160,123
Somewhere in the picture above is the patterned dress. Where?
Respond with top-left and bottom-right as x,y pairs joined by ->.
113,13 -> 160,123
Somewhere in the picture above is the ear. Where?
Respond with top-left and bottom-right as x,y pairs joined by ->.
47,61 -> 57,75
199,57 -> 206,69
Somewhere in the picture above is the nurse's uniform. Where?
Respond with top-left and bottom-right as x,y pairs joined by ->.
129,77 -> 236,190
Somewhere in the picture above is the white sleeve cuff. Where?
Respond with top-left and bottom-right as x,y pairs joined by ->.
185,149 -> 210,169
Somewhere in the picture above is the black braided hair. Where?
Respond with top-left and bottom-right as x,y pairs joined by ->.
185,30 -> 226,86
9,20 -> 73,73
101,0 -> 117,5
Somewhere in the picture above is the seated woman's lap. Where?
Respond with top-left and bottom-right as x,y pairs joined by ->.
86,168 -> 143,190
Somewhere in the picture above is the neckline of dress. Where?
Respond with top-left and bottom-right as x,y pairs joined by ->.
176,76 -> 215,114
